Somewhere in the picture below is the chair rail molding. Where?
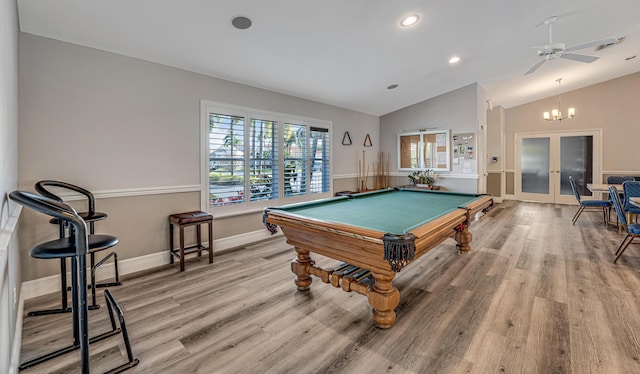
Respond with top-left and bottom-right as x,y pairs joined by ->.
42,184 -> 202,201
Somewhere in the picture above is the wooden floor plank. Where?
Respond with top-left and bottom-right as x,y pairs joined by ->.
524,296 -> 571,373
17,201 -> 640,373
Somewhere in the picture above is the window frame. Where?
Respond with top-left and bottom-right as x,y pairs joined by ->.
397,129 -> 451,172
200,100 -> 333,217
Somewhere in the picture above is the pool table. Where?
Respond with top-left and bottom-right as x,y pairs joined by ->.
263,188 -> 493,328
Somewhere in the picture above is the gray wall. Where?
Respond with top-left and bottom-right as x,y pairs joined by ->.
18,33 -> 379,282
0,0 -> 20,371
379,83 -> 486,193
486,106 -> 505,198
505,71 -> 640,187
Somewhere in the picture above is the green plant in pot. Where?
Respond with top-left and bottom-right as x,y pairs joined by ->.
408,170 -> 436,187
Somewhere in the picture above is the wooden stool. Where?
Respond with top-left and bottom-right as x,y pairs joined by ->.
169,211 -> 213,271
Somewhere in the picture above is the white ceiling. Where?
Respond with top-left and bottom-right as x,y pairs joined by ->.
16,0 -> 640,116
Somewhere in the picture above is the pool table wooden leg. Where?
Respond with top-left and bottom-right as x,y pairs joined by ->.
454,223 -> 473,254
291,247 -> 314,291
368,272 -> 400,329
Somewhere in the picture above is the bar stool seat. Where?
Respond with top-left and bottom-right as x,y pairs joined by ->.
169,211 -> 213,271
31,234 -> 118,259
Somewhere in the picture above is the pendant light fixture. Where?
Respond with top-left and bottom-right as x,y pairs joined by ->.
543,78 -> 575,122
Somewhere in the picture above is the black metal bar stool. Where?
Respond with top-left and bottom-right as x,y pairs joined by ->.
168,211 -> 213,271
10,191 -> 138,373
11,191 -> 93,373
33,180 -> 121,313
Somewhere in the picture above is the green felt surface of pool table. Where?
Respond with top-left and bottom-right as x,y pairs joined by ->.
272,188 -> 485,234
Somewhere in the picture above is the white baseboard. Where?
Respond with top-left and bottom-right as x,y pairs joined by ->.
214,228 -> 282,252
21,229 -> 282,300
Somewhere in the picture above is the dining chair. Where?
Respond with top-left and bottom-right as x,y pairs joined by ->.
609,186 -> 640,263
569,176 -> 611,226
622,181 -> 640,223
605,177 -> 633,221
607,176 -> 636,184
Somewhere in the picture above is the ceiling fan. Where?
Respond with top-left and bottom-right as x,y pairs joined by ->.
525,16 -> 618,75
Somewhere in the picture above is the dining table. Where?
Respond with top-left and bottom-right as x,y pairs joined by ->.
630,197 -> 640,208
586,183 -> 623,193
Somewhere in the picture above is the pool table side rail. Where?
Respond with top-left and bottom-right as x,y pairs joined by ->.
265,209 -> 386,246
461,195 -> 494,216
268,213 -> 392,273
410,195 -> 493,255
264,194 -> 493,273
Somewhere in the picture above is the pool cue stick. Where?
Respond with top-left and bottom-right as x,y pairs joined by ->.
365,164 -> 369,191
362,150 -> 366,191
357,159 -> 361,192
373,160 -> 376,190
376,154 -> 379,189
379,152 -> 383,188
386,153 -> 390,187
374,160 -> 379,190
378,152 -> 382,189
380,152 -> 384,188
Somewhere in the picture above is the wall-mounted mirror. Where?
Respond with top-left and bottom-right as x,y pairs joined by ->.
398,129 -> 450,171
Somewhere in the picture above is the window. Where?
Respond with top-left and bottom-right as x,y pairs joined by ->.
309,127 -> 330,194
249,118 -> 278,202
202,102 -> 332,213
209,114 -> 245,206
283,123 -> 306,197
398,130 -> 451,171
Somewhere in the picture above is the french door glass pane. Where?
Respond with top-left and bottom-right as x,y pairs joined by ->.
521,138 -> 550,194
560,135 -> 593,197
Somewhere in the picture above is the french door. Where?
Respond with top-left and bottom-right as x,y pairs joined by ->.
515,129 -> 601,204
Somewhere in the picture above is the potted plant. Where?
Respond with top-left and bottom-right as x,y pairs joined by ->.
408,170 -> 436,188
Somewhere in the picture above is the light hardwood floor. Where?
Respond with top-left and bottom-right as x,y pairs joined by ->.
19,200 -> 640,373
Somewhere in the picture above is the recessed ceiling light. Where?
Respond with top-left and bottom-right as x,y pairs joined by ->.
400,14 -> 419,27
449,56 -> 461,64
231,16 -> 252,30
387,84 -> 399,90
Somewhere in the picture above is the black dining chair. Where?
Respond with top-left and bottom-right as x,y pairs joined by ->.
34,180 -> 121,313
569,176 -> 611,226
609,186 -> 640,263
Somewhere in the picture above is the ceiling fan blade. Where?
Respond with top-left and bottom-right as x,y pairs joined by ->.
561,53 -> 598,63
525,59 -> 546,75
565,37 -> 618,52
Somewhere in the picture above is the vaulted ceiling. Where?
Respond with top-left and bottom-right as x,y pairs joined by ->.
17,0 -> 640,116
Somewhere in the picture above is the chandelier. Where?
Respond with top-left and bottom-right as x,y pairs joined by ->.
543,78 -> 575,122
